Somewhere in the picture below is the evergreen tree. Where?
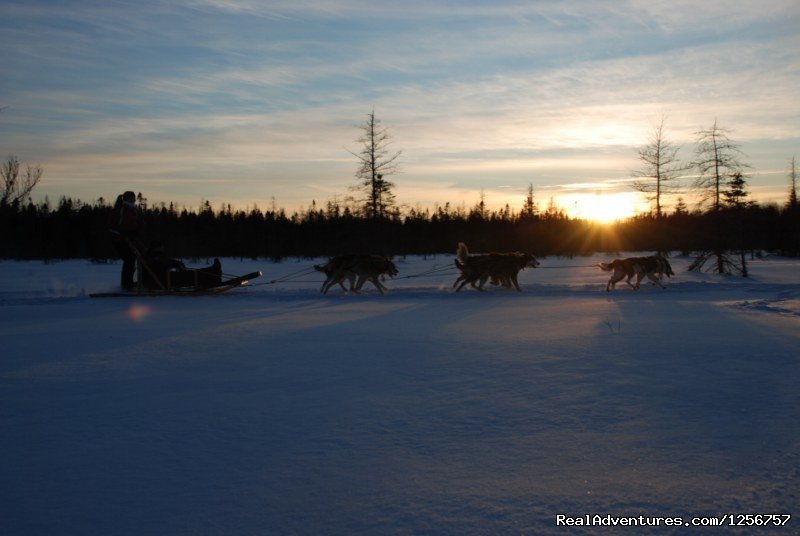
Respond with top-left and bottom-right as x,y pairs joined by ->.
673,196 -> 688,215
521,183 -> 538,219
722,171 -> 751,209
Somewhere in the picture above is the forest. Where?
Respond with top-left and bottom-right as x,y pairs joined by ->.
2,116 -> 798,264
1,194 -> 798,261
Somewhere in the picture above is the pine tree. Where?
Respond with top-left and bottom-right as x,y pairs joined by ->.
722,172 -> 750,209
673,196 -> 688,215
521,183 -> 538,219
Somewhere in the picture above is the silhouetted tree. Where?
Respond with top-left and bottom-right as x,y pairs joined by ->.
349,110 -> 401,219
1,155 -> 43,210
673,196 -> 689,216
723,171 -> 753,275
722,171 -> 751,209
469,189 -> 487,221
692,119 -> 748,212
689,120 -> 750,275
787,156 -> 798,210
544,197 -> 563,220
782,157 -> 800,256
632,117 -> 685,217
521,183 -> 538,219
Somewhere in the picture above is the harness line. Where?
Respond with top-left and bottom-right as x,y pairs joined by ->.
222,260 -> 599,287
397,264 -> 458,279
266,265 -> 319,284
536,264 -> 598,269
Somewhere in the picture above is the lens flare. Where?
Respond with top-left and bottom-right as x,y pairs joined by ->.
127,303 -> 152,322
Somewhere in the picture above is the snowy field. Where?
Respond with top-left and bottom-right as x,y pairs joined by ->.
1,253 -> 799,535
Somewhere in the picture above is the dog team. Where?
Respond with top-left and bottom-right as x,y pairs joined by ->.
314,243 -> 674,294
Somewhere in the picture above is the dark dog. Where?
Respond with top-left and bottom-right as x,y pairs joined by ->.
453,243 -> 539,292
314,257 -> 356,294
598,254 -> 673,292
315,253 -> 398,294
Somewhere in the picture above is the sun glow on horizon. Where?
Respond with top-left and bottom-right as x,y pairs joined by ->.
560,191 -> 644,223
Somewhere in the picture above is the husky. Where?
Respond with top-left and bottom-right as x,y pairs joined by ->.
597,254 -> 674,292
315,253 -> 398,294
349,254 -> 398,294
314,258 -> 356,294
453,242 -> 540,292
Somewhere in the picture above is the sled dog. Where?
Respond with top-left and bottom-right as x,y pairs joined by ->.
314,258 -> 357,294
597,254 -> 674,292
453,242 -> 540,292
315,253 -> 398,294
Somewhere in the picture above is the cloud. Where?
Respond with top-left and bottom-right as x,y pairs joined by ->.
2,0 -> 798,211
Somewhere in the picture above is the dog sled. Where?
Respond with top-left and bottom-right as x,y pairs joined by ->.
89,271 -> 262,298
90,236 -> 261,298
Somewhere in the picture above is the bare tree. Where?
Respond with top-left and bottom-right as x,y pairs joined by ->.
692,119 -> 748,212
1,155 -> 43,209
689,120 -> 751,276
632,117 -> 685,217
348,110 -> 401,219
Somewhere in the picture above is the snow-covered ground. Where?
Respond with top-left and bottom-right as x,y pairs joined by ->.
1,253 -> 798,535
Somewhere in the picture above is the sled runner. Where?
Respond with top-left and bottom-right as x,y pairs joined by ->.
89,271 -> 262,298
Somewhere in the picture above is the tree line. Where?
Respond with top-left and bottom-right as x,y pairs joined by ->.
1,111 -> 798,265
1,194 -> 798,261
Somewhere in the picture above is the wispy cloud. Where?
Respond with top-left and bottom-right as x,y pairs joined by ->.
1,0 -> 798,211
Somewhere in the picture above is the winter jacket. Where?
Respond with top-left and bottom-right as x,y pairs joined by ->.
109,195 -> 143,236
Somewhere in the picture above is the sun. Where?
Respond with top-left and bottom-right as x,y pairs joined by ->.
562,192 -> 641,223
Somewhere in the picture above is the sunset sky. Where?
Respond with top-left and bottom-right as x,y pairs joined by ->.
1,0 -> 798,217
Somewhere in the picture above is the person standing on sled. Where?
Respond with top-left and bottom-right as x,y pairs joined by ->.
108,191 -> 144,290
